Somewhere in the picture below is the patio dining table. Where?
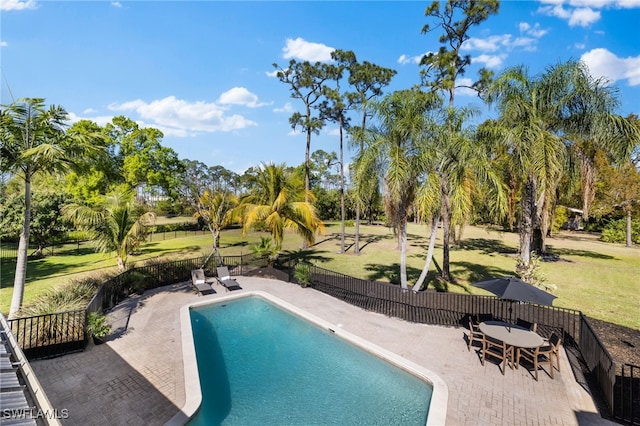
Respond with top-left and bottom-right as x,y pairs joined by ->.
479,320 -> 544,367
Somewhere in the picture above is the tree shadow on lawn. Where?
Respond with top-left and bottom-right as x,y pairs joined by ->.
545,245 -> 615,260
363,262 -> 423,285
452,261 -> 514,288
280,249 -> 332,263
312,233 -> 389,254
1,257 -> 112,289
457,238 -> 519,255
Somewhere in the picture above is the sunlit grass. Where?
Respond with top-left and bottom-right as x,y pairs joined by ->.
1,220 -> 638,330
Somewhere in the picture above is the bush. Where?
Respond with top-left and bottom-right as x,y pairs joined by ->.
293,262 -> 313,287
121,270 -> 154,294
19,274 -> 107,317
552,206 -> 568,233
601,218 -> 640,244
86,311 -> 111,338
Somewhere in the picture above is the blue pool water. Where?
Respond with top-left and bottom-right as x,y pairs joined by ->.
187,295 -> 433,425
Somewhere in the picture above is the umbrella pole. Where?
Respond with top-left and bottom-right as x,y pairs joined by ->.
508,303 -> 513,332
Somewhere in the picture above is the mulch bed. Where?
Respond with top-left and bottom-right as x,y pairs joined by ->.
588,317 -> 640,367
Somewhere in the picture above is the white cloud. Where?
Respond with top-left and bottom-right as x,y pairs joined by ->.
463,34 -> 538,53
67,112 -> 114,127
1,0 -> 36,11
0,41 -> 7,47
538,2 -> 605,27
581,48 -> 640,86
108,96 -> 257,135
82,108 -> 98,114
111,2 -> 122,8
217,87 -> 269,108
273,102 -> 293,113
520,22 -> 549,38
288,128 -> 302,136
282,37 -> 334,62
569,7 -> 601,26
463,35 -> 512,52
265,69 -> 279,78
397,53 -> 426,65
472,54 -> 507,68
575,42 -> 586,49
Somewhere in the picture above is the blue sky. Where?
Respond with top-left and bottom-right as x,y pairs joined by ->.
2,0 -> 639,174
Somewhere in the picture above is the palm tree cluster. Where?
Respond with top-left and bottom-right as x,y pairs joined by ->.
2,1 -> 639,318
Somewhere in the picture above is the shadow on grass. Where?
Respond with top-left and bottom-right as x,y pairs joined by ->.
280,249 -> 332,263
457,238 -> 518,255
546,245 -> 615,260
313,233 -> 390,254
452,261 -> 514,286
363,262 -> 423,285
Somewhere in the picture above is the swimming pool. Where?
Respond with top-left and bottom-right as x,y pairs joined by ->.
170,291 -> 448,425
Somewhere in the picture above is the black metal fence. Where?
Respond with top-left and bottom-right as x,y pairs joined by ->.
5,253 -> 638,424
7,310 -> 86,359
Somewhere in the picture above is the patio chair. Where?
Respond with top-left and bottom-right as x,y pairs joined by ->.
516,318 -> 538,332
191,269 -> 215,296
481,334 -> 513,375
216,266 -> 242,291
467,315 -> 484,352
516,333 -> 561,380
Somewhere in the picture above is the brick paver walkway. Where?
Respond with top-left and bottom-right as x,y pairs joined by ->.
31,277 -> 614,425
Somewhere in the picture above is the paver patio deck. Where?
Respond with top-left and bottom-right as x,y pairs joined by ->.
30,277 -> 614,425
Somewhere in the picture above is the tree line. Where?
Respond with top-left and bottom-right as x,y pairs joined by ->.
2,0 -> 639,317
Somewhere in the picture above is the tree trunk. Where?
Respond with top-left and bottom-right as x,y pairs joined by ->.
519,174 -> 536,264
354,203 -> 361,254
9,176 -> 31,319
413,213 -> 440,292
339,118 -> 346,254
302,105 -> 312,251
440,176 -> 452,282
532,191 -> 546,254
626,208 -> 633,247
399,216 -> 408,290
580,152 -> 596,222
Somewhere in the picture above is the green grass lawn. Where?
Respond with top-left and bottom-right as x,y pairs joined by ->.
1,220 -> 638,330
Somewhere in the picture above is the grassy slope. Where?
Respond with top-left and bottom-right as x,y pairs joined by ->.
1,220 -> 638,329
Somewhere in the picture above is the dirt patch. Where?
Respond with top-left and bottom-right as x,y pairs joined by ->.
588,317 -> 640,367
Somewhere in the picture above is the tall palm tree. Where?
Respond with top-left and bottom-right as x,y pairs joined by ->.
353,89 -> 439,290
485,62 -> 577,263
63,189 -> 156,271
414,106 -> 506,288
240,163 -> 324,251
0,98 -> 103,318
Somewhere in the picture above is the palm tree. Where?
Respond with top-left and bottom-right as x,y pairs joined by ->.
240,163 -> 324,251
63,189 -> 155,271
485,62 -> 577,263
193,189 -> 238,265
0,98 -> 103,318
414,106 -> 506,289
353,89 -> 439,290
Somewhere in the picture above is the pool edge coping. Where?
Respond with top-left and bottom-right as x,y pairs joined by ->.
166,290 -> 449,426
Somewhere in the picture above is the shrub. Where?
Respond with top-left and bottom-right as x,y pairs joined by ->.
552,206 -> 568,233
86,311 -> 111,338
293,262 -> 313,287
601,218 -> 640,244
